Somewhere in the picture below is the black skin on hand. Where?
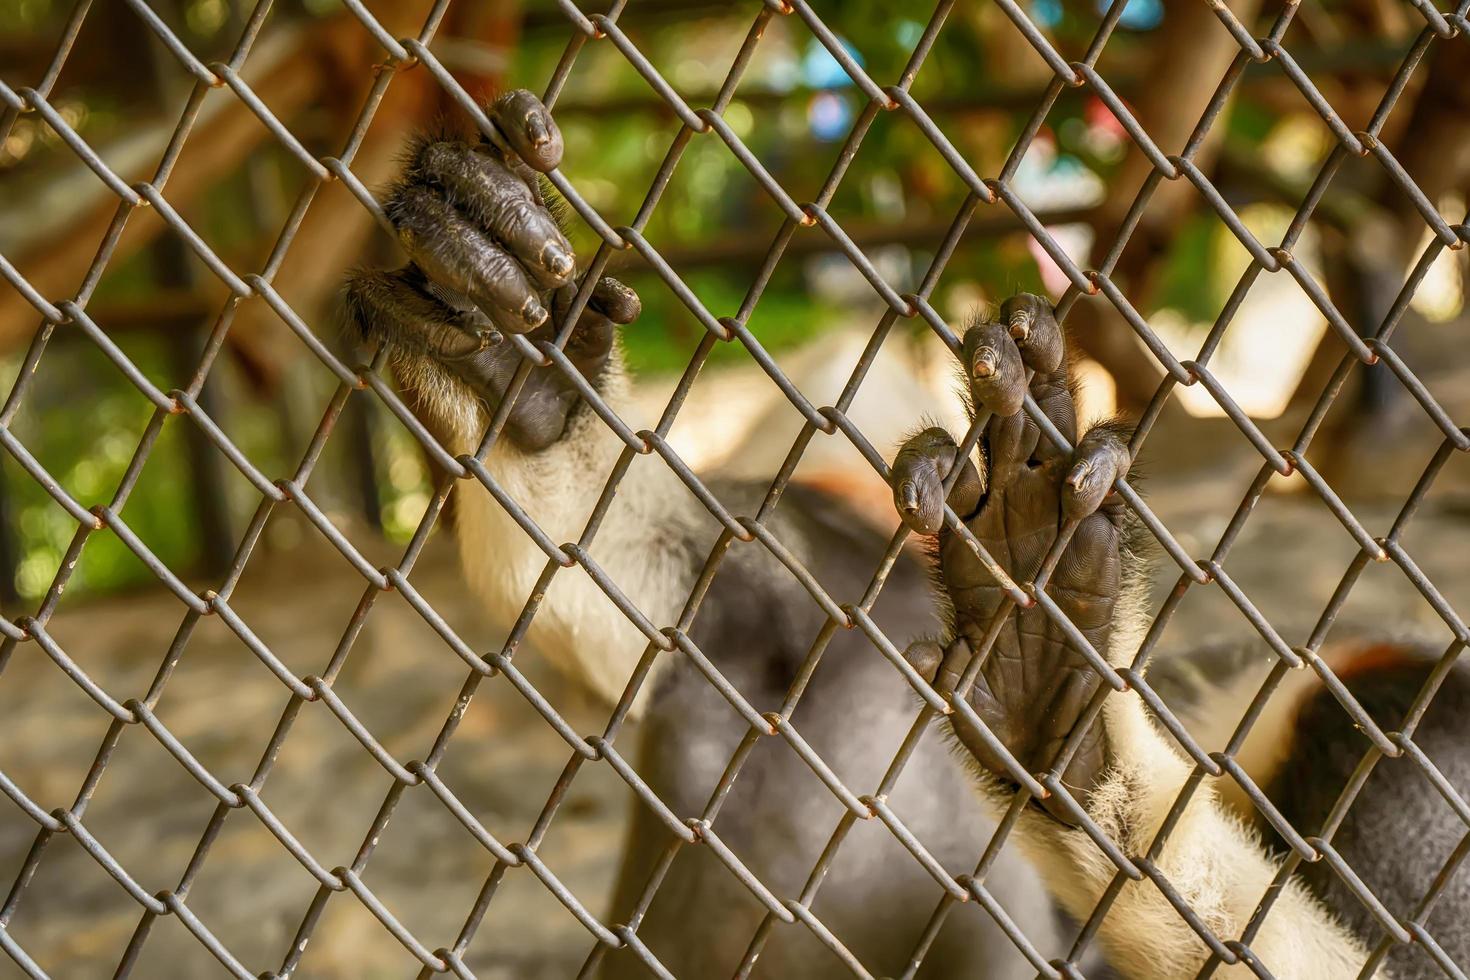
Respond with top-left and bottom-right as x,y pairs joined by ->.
345,90 -> 640,452
894,295 -> 1132,826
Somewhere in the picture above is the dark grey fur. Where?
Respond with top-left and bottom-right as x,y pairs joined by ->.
346,99 -> 1468,977
597,481 -> 1061,978
1269,654 -> 1470,979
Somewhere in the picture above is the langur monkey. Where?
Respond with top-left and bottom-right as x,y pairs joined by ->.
345,90 -> 1468,978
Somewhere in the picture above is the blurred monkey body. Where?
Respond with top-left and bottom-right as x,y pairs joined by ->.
440,366 -> 1058,977
346,92 -> 1468,977
347,92 -> 1055,977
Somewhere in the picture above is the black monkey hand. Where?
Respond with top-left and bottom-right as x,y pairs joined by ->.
893,294 -> 1131,825
346,90 -> 641,451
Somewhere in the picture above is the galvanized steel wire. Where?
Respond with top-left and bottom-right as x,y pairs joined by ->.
0,0 -> 1468,977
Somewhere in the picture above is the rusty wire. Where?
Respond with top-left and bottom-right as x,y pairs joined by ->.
1,0 -> 1469,977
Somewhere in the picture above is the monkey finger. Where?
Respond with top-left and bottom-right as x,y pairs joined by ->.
1026,370 -> 1078,469
985,294 -> 1077,477
892,427 -> 980,536
588,276 -> 642,325
548,283 -> 613,371
900,636 -> 971,696
962,673 -> 1020,772
1045,716 -> 1109,825
962,320 -> 1026,418
546,277 -> 640,338
902,640 -> 947,686
1043,666 -> 1103,742
1060,423 -> 1131,521
344,267 -> 490,357
892,439 -> 948,536
390,186 -> 547,334
1000,293 -> 1064,374
551,276 -> 639,339
490,89 -> 563,174
410,141 -> 574,290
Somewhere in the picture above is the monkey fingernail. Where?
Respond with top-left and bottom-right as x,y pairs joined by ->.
1062,454 -> 1120,519
972,346 -> 998,379
899,480 -> 921,513
1063,465 -> 1098,506
962,320 -> 1024,415
541,241 -> 575,280
1008,313 -> 1031,342
526,112 -> 552,148
1000,293 -> 1063,373
521,295 -> 549,327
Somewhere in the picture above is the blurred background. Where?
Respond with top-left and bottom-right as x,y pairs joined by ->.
1,1 -> 1468,977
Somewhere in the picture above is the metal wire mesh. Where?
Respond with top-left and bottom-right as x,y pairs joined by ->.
0,0 -> 1468,977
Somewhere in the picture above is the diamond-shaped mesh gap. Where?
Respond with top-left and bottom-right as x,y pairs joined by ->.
0,0 -> 1467,977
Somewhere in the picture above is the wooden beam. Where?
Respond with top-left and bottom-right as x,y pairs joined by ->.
0,18 -> 349,352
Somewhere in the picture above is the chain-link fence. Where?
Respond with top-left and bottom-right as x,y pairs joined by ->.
1,0 -> 1468,977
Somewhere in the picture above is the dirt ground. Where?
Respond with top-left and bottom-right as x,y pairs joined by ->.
0,313 -> 1466,979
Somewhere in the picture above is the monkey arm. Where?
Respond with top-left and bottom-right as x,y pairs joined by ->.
893,295 -> 1376,978
1020,692 -> 1372,979
343,92 -> 640,455
343,91 -> 703,712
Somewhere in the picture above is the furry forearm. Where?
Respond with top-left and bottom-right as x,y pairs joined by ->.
349,94 -> 691,716
419,352 -> 706,714
1005,694 -> 1374,979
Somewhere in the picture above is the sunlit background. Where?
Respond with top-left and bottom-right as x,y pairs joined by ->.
1,0 -> 1466,600
1,4 -> 1469,975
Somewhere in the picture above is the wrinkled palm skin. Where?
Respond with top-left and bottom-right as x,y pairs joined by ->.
894,295 -> 1131,825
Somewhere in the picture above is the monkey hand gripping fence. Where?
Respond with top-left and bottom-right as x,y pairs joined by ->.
1,0 -> 1469,977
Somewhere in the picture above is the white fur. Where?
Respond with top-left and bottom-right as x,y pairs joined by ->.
414,344 -> 1379,975
987,601 -> 1379,979
426,359 -> 704,715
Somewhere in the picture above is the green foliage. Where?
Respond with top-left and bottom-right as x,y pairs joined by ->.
2,340 -> 198,600
0,0 -> 58,32
619,267 -> 846,376
3,1 -> 1330,596
1150,214 -> 1224,325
